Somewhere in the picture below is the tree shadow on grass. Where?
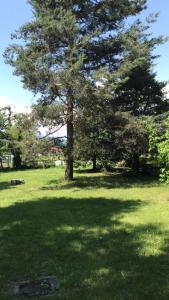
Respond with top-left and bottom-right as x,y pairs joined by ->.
42,172 -> 160,191
0,181 -> 16,191
0,196 -> 169,299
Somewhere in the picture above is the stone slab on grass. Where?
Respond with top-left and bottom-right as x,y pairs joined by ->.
11,179 -> 25,185
12,276 -> 59,298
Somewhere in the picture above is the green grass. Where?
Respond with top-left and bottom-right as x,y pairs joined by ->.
0,167 -> 169,300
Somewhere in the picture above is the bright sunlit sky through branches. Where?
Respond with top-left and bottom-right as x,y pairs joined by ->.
0,0 -> 169,111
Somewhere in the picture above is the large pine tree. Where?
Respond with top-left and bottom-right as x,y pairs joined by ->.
5,0 -> 154,180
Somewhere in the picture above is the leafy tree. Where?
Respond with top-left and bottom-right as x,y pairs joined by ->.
5,0 -> 158,180
0,111 -> 6,168
75,108 -> 148,173
0,110 -> 7,151
158,117 -> 169,183
0,106 -> 12,167
74,96 -> 107,171
114,63 -> 168,116
113,114 -> 148,172
7,112 -> 41,168
144,117 -> 160,162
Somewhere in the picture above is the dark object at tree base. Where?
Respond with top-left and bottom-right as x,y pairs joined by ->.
11,179 -> 25,185
13,276 -> 59,297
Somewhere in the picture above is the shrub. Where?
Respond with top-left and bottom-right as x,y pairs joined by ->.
158,117 -> 169,183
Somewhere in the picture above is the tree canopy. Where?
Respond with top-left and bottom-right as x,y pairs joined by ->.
4,0 -> 165,179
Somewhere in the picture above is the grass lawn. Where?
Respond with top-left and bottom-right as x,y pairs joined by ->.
0,167 -> 169,300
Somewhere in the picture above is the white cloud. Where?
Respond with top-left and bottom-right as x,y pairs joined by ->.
0,96 -> 31,113
58,125 -> 66,137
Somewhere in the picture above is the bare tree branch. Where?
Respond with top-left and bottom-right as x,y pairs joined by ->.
39,124 -> 66,139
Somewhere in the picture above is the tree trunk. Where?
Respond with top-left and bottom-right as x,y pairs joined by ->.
131,154 -> 140,174
65,96 -> 74,181
13,151 -> 22,169
92,155 -> 97,172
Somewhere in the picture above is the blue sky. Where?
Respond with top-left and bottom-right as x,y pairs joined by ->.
0,0 -> 169,109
